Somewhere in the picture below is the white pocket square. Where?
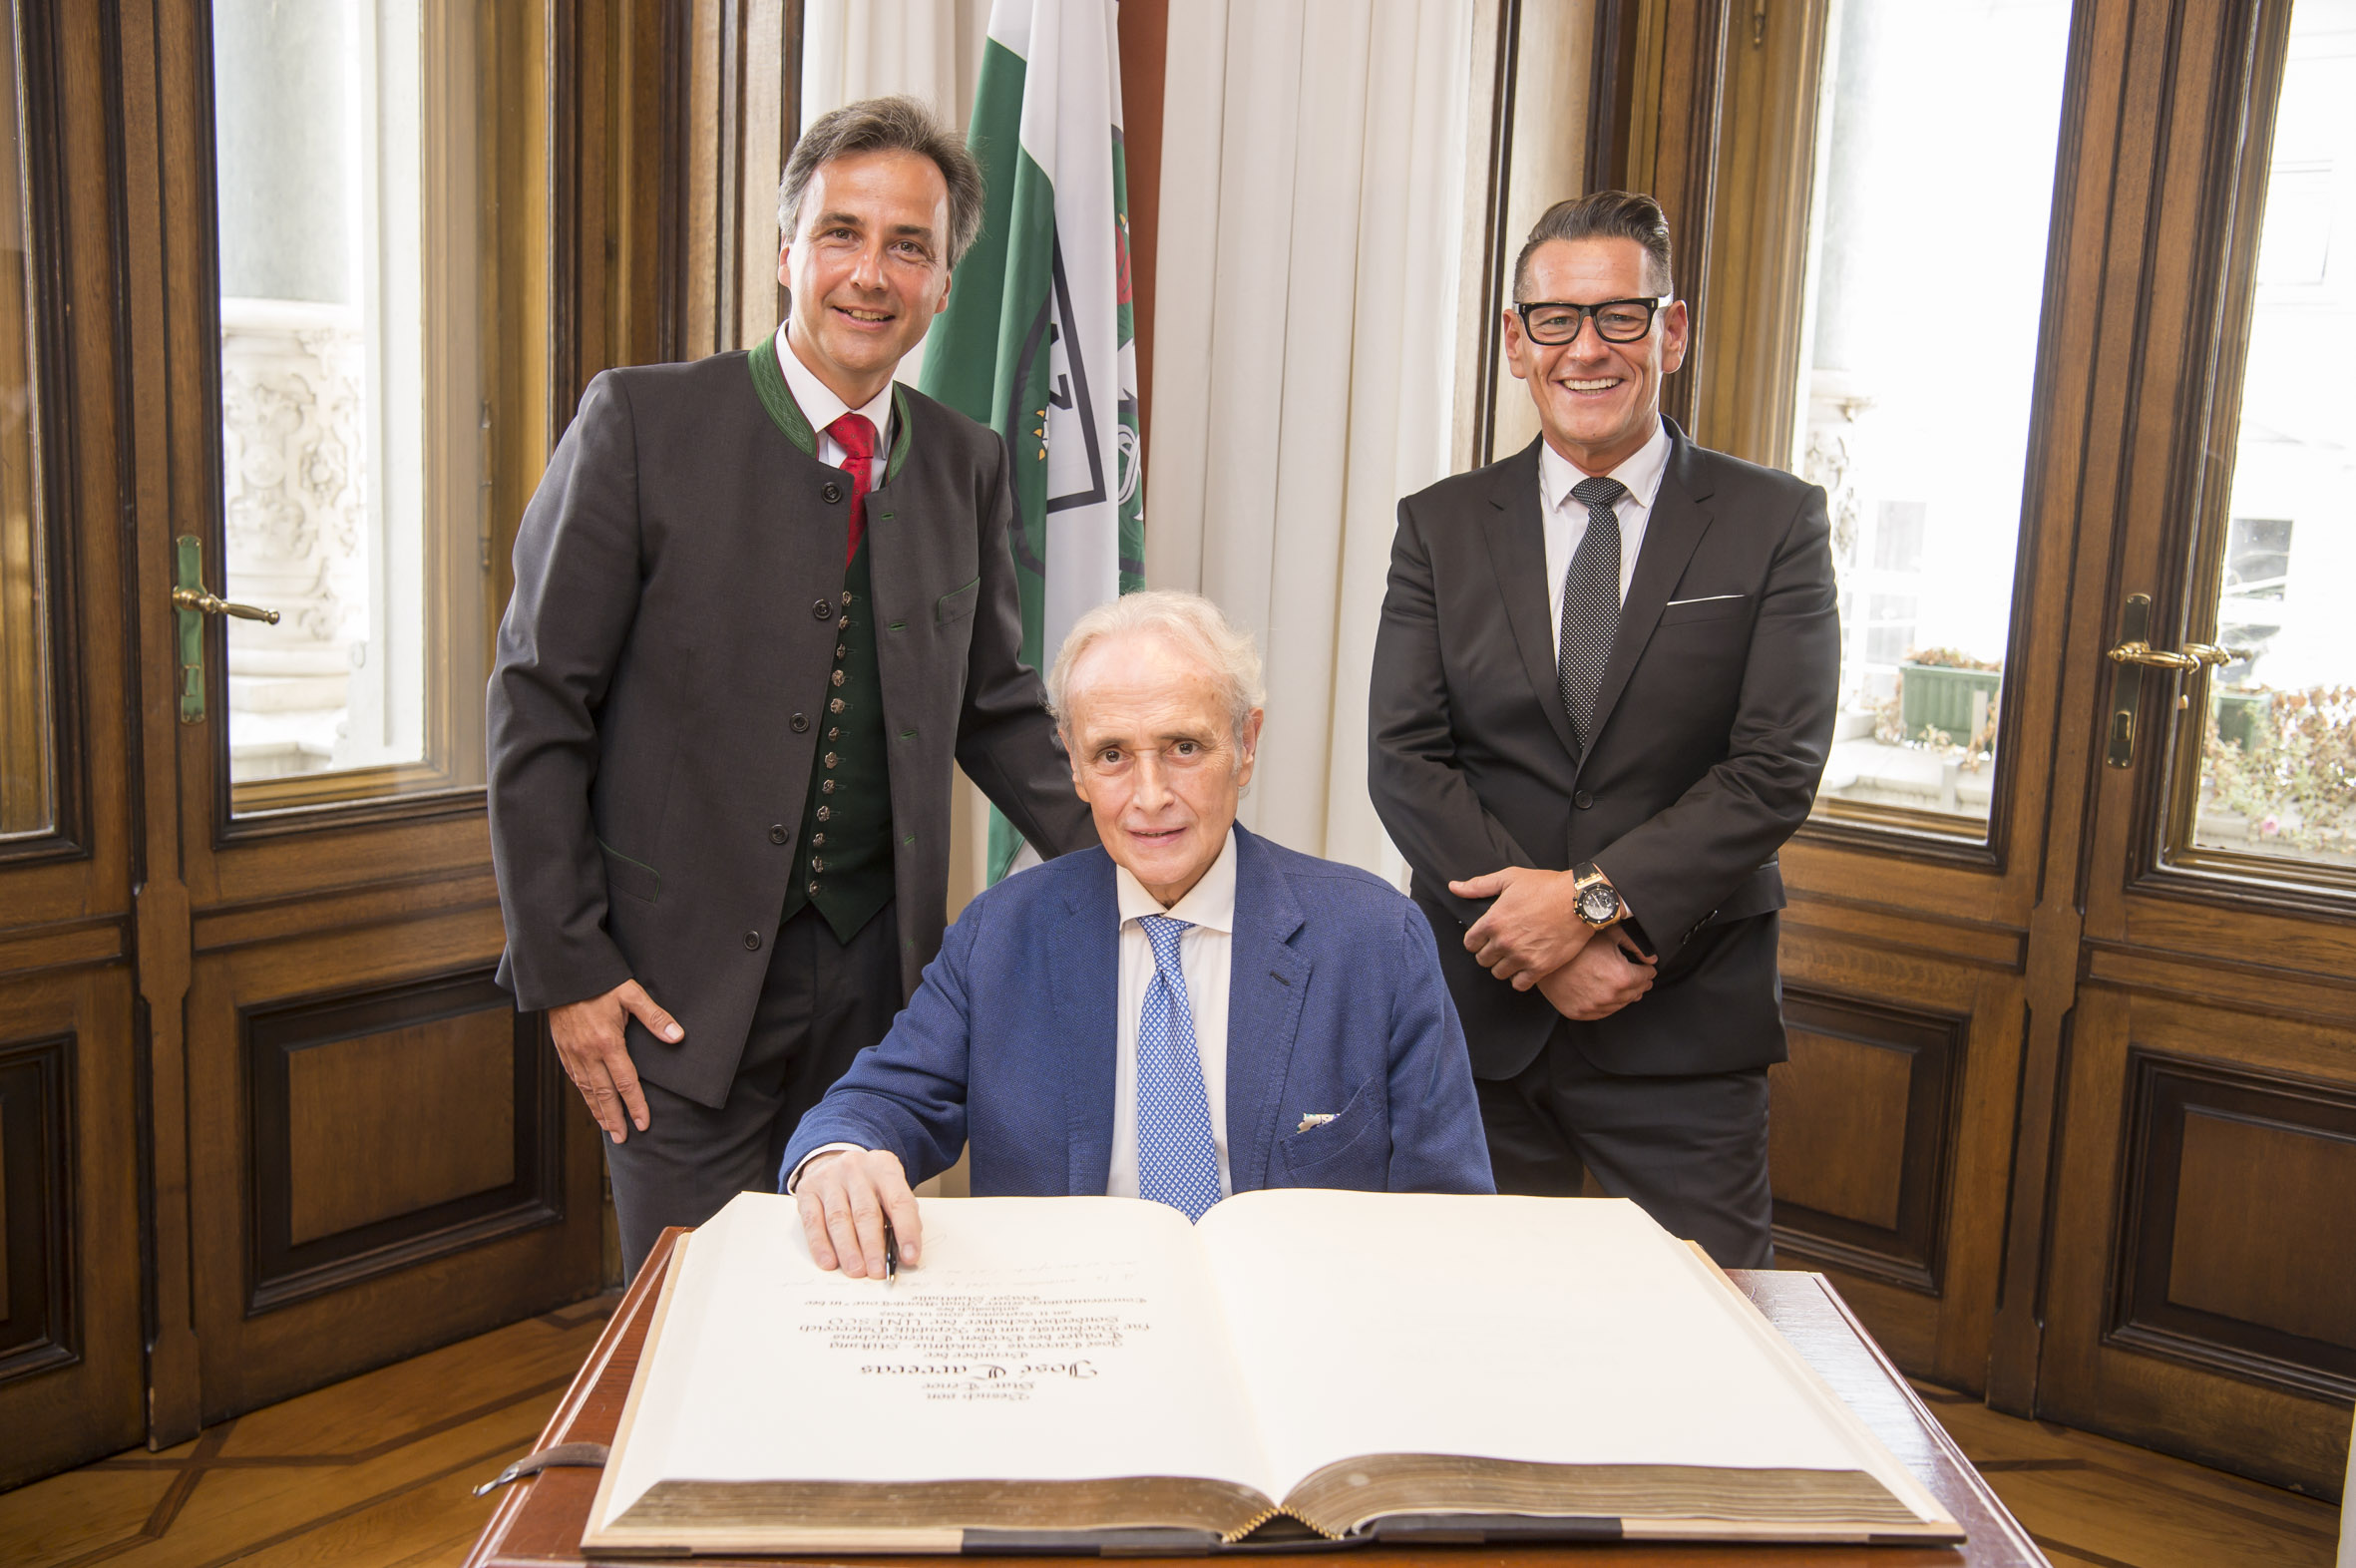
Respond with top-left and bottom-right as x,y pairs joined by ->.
1665,592 -> 1745,606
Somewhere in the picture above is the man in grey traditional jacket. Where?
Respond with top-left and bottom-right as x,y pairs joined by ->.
488,96 -> 1092,1280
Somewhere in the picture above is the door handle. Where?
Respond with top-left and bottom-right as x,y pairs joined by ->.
174,534 -> 280,723
2104,594 -> 2249,768
2106,639 -> 2245,672
171,586 -> 280,623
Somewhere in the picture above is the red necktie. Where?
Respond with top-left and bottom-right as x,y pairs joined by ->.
827,413 -> 876,567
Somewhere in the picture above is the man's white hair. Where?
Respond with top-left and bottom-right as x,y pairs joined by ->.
1047,590 -> 1266,745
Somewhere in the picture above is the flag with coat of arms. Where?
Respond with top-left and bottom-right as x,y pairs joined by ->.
920,0 -> 1145,882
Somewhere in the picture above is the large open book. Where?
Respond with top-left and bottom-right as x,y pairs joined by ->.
585,1190 -> 1961,1554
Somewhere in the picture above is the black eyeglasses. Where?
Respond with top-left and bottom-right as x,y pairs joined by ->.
1513,295 -> 1672,346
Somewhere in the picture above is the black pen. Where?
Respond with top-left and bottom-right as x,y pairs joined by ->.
882,1219 -> 899,1286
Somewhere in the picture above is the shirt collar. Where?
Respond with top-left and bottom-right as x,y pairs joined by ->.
1114,828 -> 1238,937
1539,415 -> 1671,514
774,323 -> 895,451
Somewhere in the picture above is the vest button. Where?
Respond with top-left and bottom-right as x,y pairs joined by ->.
813,599 -> 834,621
769,824 -> 789,845
743,931 -> 762,951
822,481 -> 844,505
1574,790 -> 1595,809
790,712 -> 809,732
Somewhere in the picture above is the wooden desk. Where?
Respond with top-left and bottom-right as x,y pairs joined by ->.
465,1228 -> 2047,1568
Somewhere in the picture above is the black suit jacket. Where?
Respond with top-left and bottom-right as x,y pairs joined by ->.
1369,421 -> 1838,1080
489,350 -> 1094,1108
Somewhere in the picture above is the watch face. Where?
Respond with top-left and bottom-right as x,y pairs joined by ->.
1578,883 -> 1620,924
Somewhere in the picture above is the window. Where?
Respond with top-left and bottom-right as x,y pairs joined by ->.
0,4 -> 50,842
1785,0 -> 2074,837
2184,4 -> 2356,874
212,0 -> 488,812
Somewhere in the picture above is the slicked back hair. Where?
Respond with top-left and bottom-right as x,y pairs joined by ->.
777,96 -> 984,268
1048,590 -> 1266,755
1513,191 -> 1675,299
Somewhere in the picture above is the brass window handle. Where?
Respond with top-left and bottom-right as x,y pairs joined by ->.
171,586 -> 280,624
2106,639 -> 2244,672
172,533 -> 280,723
2104,594 -> 2255,769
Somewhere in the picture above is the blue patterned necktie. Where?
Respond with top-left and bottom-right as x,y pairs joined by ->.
1560,475 -> 1628,745
1134,914 -> 1222,1221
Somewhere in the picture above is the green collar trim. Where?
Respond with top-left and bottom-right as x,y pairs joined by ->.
747,331 -> 914,482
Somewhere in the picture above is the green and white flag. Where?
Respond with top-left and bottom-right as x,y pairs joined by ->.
921,0 -> 1144,882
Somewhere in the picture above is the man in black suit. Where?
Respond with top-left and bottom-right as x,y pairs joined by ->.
1368,192 -> 1837,1267
489,97 -> 1093,1280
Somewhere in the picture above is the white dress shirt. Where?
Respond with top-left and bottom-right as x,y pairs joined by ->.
775,324 -> 893,487
1539,415 -> 1671,661
1108,829 -> 1237,1201
786,830 -> 1241,1198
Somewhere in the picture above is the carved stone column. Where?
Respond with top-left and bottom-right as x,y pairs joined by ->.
219,296 -> 365,780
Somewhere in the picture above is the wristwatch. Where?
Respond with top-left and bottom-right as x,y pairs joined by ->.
1571,862 -> 1624,928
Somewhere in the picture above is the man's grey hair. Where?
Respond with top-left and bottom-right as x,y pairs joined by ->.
1047,591 -> 1267,749
1513,190 -> 1675,299
777,96 -> 985,268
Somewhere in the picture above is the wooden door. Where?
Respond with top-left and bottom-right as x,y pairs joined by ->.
111,0 -> 611,1441
1634,0 -> 2355,1493
0,3 -> 148,1489
2017,0 -> 2356,1497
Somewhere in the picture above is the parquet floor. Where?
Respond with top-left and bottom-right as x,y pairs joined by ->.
0,1297 -> 615,1568
1908,1383 -> 2343,1568
0,1303 -> 2341,1568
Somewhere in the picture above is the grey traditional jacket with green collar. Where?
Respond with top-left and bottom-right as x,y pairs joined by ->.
489,346 -> 1095,1109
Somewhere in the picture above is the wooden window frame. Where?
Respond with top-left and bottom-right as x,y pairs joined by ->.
203,1 -> 702,837
2140,0 -> 2356,913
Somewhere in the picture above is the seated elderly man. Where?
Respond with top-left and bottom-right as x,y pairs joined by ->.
784,590 -> 1493,1274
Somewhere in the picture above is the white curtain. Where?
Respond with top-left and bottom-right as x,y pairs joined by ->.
1147,0 -> 1473,881
799,0 -> 992,127
797,0 -> 996,391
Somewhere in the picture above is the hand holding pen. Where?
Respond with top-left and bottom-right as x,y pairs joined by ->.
792,1147 -> 922,1280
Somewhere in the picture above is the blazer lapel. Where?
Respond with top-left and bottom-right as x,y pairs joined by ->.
1479,441 -> 1580,760
1052,857 -> 1120,1196
1221,828 -> 1310,1195
1586,421 -> 1717,746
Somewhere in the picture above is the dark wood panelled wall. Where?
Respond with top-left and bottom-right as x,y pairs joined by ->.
1572,0 -> 2356,1501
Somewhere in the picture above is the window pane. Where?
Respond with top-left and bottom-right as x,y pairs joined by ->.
0,5 -> 51,842
213,0 -> 487,812
2189,1 -> 2356,871
1791,0 -> 2074,834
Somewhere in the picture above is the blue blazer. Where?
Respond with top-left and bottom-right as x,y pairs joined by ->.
782,825 -> 1495,1200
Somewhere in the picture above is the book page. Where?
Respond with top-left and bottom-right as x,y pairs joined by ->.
597,1193 -> 1279,1524
1194,1192 -> 1908,1502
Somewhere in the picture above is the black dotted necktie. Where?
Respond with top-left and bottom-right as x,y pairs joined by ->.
1558,475 -> 1627,745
